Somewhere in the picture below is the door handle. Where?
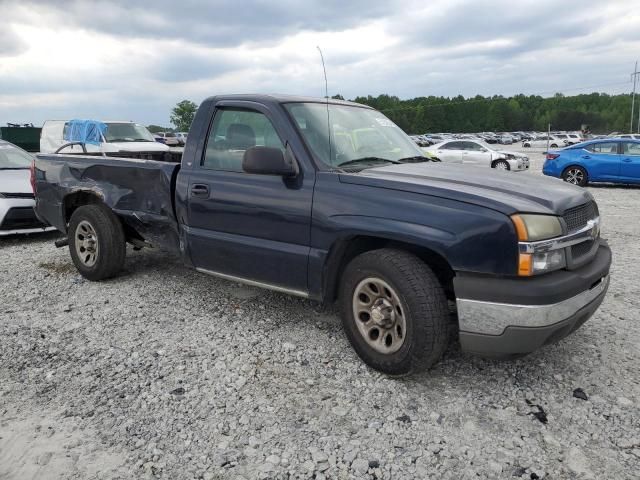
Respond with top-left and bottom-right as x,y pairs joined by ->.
191,184 -> 210,197
623,158 -> 632,162
581,155 -> 591,159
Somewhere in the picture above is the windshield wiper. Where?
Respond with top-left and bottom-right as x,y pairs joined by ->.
397,155 -> 431,163
337,157 -> 401,168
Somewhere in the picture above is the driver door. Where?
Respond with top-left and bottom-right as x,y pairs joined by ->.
461,141 -> 491,165
184,105 -> 315,293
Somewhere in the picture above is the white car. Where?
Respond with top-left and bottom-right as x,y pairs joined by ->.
0,140 -> 55,235
424,140 -> 529,171
40,120 -> 170,160
522,135 -> 567,148
616,134 -> 640,140
155,131 -> 181,147
175,132 -> 188,145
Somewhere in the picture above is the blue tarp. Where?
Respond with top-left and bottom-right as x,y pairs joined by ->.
63,119 -> 107,145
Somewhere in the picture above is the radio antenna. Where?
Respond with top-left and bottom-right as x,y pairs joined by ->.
317,46 -> 332,162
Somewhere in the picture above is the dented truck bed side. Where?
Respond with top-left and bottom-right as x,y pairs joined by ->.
34,154 -> 181,254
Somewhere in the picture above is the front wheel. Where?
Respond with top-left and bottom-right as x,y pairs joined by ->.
68,204 -> 126,281
493,160 -> 510,170
339,249 -> 449,375
562,166 -> 588,187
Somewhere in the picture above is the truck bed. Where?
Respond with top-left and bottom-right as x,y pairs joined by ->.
34,154 -> 181,253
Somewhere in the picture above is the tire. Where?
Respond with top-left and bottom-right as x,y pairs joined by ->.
523,143 -> 530,148
68,204 -> 126,281
339,248 -> 449,375
562,165 -> 588,187
493,160 -> 510,171
550,143 -> 558,148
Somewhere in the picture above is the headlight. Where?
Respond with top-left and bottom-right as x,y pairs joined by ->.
512,214 -> 562,242
512,214 -> 565,276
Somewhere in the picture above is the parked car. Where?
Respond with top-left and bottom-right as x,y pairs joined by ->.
522,135 -> 566,148
34,94 -> 610,375
176,132 -> 188,145
409,135 -> 430,147
41,120 -> 171,161
0,140 -> 54,235
425,140 -> 529,171
496,133 -> 514,144
543,138 -> 640,186
615,134 -> 640,140
155,132 -> 181,147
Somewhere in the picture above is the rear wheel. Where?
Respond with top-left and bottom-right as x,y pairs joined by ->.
523,143 -> 531,148
562,166 -> 588,187
339,249 -> 449,375
550,143 -> 559,148
68,204 -> 126,280
493,160 -> 510,170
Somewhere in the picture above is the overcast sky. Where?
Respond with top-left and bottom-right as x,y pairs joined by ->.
1,0 -> 639,126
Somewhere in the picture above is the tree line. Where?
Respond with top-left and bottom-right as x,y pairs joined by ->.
161,92 -> 634,135
344,92 -> 633,134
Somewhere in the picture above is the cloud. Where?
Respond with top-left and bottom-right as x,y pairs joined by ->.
0,0 -> 638,126
0,26 -> 27,57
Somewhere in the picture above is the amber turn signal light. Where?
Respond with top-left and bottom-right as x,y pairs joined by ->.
518,253 -> 532,276
511,214 -> 528,241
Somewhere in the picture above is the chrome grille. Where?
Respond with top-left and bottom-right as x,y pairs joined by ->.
563,201 -> 598,232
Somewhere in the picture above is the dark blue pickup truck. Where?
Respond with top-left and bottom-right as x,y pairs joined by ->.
33,95 -> 611,374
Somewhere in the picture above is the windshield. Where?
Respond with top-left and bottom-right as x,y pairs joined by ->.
284,103 -> 424,168
0,143 -> 33,169
104,123 -> 155,142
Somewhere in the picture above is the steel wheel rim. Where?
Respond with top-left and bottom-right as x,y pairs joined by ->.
566,169 -> 583,185
75,220 -> 99,267
352,277 -> 407,354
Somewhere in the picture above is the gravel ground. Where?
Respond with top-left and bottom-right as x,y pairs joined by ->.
1,156 -> 639,480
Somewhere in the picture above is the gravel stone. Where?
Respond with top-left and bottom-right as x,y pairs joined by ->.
0,150 -> 638,479
351,458 -> 370,474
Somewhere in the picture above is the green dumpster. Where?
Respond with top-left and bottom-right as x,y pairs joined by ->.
0,125 -> 42,152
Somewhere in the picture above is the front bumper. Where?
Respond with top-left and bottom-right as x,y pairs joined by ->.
0,198 -> 54,236
454,242 -> 611,357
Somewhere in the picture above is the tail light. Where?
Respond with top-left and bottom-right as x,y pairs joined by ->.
546,153 -> 560,160
30,160 -> 37,194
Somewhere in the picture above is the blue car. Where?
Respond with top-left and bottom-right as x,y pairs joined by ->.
543,138 -> 640,186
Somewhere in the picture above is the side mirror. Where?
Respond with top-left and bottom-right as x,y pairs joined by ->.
242,146 -> 298,177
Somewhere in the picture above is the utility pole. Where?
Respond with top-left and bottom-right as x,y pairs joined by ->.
631,61 -> 639,133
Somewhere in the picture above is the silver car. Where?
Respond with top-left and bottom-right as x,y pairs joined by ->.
0,140 -> 54,235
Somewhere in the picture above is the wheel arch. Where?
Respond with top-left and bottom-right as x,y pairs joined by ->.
322,234 -> 456,304
63,190 -> 142,242
63,190 -> 105,226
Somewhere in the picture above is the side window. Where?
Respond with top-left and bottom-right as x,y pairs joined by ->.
441,141 -> 463,150
203,108 -> 284,171
587,142 -> 619,154
464,141 -> 483,151
623,142 -> 640,156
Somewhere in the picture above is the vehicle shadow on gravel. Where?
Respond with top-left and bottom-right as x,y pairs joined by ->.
588,183 -> 640,190
0,231 -> 62,248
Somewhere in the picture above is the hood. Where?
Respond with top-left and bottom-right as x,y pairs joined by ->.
495,149 -> 526,159
107,141 -> 169,152
339,163 -> 592,215
0,169 -> 31,194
